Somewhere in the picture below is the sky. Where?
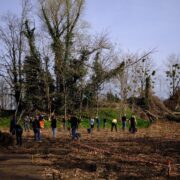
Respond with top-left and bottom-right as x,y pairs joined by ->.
84,0 -> 180,66
1,0 -> 180,66
0,0 -> 180,97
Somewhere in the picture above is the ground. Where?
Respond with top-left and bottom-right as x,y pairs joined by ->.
0,120 -> 180,179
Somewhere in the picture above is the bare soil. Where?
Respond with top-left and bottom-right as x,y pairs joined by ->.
0,120 -> 180,179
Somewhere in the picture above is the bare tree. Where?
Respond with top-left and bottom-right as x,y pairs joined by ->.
0,0 -> 31,112
0,78 -> 7,110
166,54 -> 180,96
114,50 -> 155,112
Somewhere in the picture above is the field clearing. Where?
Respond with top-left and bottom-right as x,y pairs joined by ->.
0,120 -> 180,179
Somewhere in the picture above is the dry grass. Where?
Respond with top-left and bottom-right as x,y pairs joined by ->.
0,120 -> 180,179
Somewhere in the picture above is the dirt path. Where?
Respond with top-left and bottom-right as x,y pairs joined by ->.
0,120 -> 180,179
0,154 -> 45,179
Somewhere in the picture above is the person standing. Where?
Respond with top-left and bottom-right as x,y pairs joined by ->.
122,114 -> 127,131
51,115 -> 57,139
129,115 -> 137,133
32,116 -> 41,141
39,114 -> 45,129
70,114 -> 79,140
96,116 -> 100,131
24,115 -> 30,132
90,117 -> 95,132
111,118 -> 117,132
10,115 -> 16,135
103,118 -> 107,128
15,124 -> 23,146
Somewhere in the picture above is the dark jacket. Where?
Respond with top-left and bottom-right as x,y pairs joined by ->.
51,118 -> 57,128
10,117 -> 16,134
32,119 -> 40,129
122,116 -> 127,122
70,116 -> 79,128
130,117 -> 136,127
15,124 -> 23,136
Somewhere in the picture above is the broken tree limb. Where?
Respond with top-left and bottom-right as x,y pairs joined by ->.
144,110 -> 158,122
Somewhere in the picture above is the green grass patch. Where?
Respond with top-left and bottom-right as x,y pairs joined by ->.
78,118 -> 150,129
0,107 -> 150,129
79,108 -> 150,129
136,118 -> 150,128
0,117 -> 11,128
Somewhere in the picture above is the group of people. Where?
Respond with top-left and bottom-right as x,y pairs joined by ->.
112,114 -> 137,133
89,114 -> 137,133
9,113 -> 138,146
9,114 -> 57,146
89,117 -> 103,133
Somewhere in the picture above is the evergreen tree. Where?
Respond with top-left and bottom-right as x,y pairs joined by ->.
23,20 -> 44,110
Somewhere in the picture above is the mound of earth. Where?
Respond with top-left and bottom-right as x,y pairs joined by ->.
164,89 -> 180,112
128,95 -> 179,122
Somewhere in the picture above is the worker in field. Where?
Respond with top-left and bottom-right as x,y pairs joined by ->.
39,114 -> 45,141
9,115 -> 16,135
96,116 -> 100,131
129,115 -> 137,133
51,115 -> 57,139
39,114 -> 45,129
24,115 -> 30,132
103,118 -> 107,128
111,118 -> 117,132
121,114 -> 127,131
70,114 -> 80,140
15,124 -> 23,146
90,117 -> 95,132
32,116 -> 41,141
